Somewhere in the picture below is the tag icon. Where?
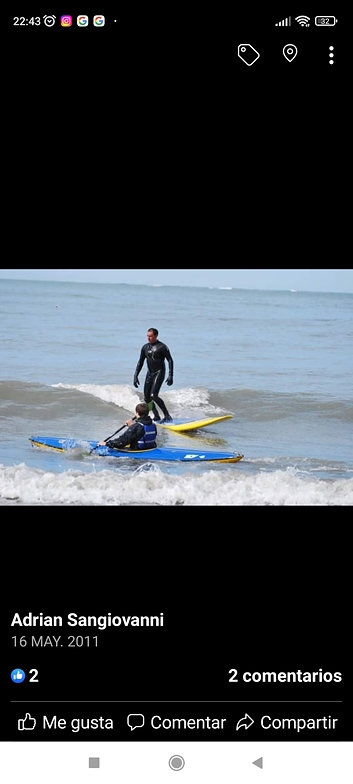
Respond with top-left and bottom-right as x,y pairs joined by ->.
283,44 -> 298,62
238,44 -> 260,66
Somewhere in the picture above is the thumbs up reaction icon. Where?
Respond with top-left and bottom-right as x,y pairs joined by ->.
18,714 -> 36,731
11,669 -> 26,683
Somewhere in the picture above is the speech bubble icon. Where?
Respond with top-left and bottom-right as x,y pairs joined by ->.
127,714 -> 145,731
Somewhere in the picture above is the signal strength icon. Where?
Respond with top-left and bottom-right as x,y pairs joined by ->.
275,16 -> 291,26
295,15 -> 310,26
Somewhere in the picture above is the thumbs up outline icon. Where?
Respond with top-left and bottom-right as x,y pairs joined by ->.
18,714 -> 36,731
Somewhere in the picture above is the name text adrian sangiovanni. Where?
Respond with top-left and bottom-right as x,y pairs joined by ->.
11,613 -> 164,630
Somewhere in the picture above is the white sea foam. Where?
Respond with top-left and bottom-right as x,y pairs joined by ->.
52,383 -> 139,412
170,387 -> 224,415
1,464 -> 352,506
51,383 -> 226,416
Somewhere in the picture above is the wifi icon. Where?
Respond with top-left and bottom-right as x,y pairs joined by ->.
295,15 -> 310,26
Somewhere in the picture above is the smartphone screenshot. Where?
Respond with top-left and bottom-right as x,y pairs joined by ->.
4,593 -> 350,783
5,7 -> 349,780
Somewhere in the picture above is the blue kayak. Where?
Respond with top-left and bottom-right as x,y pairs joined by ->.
29,436 -> 243,463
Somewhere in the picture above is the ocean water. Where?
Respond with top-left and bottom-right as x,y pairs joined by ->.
0,278 -> 352,506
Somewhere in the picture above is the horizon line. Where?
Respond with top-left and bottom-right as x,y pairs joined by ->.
0,277 -> 351,295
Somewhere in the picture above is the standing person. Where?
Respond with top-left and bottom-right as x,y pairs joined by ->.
98,402 -> 157,450
133,328 -> 174,422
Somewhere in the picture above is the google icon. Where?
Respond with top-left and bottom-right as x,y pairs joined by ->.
77,15 -> 89,26
93,15 -> 105,26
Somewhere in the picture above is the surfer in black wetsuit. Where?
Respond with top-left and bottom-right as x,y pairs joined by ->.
133,328 -> 174,422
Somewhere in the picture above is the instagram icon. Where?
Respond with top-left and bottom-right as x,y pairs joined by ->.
60,15 -> 73,27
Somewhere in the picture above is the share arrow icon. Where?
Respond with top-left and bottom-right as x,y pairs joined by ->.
236,713 -> 254,730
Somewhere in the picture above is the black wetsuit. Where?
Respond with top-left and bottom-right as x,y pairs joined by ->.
106,416 -> 157,450
134,340 -> 174,420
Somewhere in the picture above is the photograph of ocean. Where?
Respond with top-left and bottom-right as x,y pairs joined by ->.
0,278 -> 352,505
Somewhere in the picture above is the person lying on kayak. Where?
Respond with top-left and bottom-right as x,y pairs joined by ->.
98,402 -> 157,450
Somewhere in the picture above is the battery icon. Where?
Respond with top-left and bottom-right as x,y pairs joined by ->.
315,16 -> 338,26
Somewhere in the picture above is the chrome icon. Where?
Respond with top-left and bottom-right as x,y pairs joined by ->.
60,15 -> 73,27
93,15 -> 105,26
77,15 -> 89,26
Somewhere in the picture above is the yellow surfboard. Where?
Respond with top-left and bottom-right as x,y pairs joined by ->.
156,414 -> 233,432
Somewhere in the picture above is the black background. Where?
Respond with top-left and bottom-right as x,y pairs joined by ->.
5,541 -> 350,743
8,6 -> 343,263
9,8 -> 342,76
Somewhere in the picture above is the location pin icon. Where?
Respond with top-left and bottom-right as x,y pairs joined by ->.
283,44 -> 298,62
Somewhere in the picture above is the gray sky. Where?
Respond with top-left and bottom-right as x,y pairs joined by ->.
0,269 -> 352,293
